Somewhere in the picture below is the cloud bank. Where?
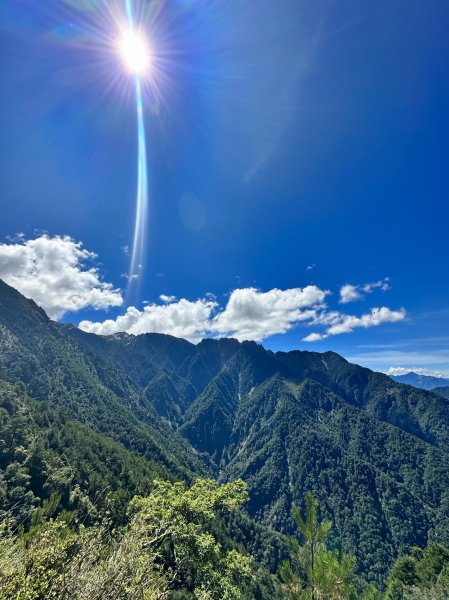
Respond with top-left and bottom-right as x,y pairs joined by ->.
81,286 -> 405,345
80,298 -> 217,342
0,235 -> 405,344
386,367 -> 448,378
0,235 -> 123,319
80,286 -> 327,343
303,307 -> 406,342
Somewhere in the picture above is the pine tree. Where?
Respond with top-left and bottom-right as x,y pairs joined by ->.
280,492 -> 357,600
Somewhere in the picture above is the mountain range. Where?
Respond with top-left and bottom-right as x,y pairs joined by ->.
1,278 -> 449,586
390,371 -> 449,390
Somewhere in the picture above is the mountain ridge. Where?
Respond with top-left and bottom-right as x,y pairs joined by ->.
1,278 -> 449,584
390,371 -> 449,390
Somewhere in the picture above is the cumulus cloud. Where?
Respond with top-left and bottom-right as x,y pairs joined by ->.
211,286 -> 327,341
160,294 -> 177,303
0,236 -> 407,345
302,332 -> 326,342
0,235 -> 123,319
80,286 -> 328,343
303,306 -> 406,342
339,284 -> 363,304
80,298 -> 217,343
327,307 -> 405,335
79,284 -> 406,345
339,278 -> 390,304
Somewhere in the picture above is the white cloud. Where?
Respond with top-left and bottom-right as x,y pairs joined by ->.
211,286 -> 327,341
0,235 -> 123,319
386,367 -> 448,378
309,310 -> 342,326
362,279 -> 390,293
303,306 -> 406,342
160,294 -> 177,303
0,237 -> 407,346
327,307 -> 405,336
302,332 -> 326,342
80,286 -> 328,343
80,298 -> 217,343
79,285 -> 407,345
339,278 -> 390,304
339,284 -> 362,304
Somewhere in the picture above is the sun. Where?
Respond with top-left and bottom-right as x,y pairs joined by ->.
120,30 -> 151,75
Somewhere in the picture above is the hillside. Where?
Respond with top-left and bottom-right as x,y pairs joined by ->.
1,279 -> 449,585
0,279 -> 207,481
434,386 -> 449,400
0,378 -> 166,526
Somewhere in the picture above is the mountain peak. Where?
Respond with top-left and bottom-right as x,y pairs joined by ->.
390,371 -> 449,390
0,278 -> 50,334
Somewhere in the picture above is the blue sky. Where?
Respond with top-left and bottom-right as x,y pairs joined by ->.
0,0 -> 448,376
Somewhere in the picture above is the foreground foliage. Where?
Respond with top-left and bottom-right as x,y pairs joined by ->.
1,480 -> 449,599
385,542 -> 449,599
0,478 -> 280,599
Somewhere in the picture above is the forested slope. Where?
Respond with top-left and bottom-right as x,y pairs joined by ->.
0,279 -> 207,479
2,278 -> 449,584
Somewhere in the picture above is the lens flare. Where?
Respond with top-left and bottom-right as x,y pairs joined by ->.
128,75 -> 148,292
124,0 -> 149,301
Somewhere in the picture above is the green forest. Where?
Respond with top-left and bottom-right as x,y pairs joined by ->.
2,476 -> 449,599
1,279 -> 449,598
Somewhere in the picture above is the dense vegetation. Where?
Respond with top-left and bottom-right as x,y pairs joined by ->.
2,477 -> 448,599
1,278 -> 449,593
384,542 -> 449,599
0,478 -> 281,599
0,379 -> 170,527
0,279 -> 207,481
434,386 -> 449,400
